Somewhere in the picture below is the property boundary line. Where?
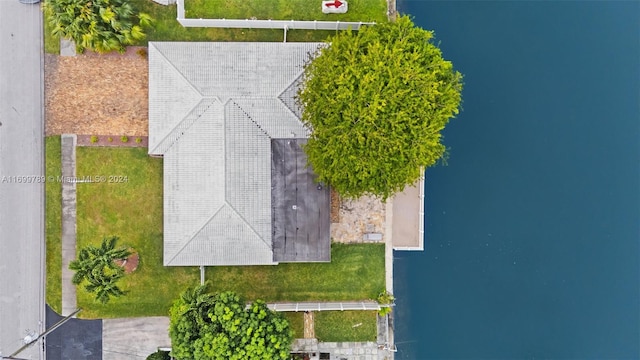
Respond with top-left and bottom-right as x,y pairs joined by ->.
258,301 -> 383,312
176,0 -> 375,33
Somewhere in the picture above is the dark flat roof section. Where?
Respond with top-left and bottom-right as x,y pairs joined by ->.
271,139 -> 330,262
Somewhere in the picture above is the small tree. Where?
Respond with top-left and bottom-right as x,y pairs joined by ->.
377,291 -> 395,316
69,236 -> 131,304
44,0 -> 153,54
169,286 -> 293,360
146,350 -> 171,360
298,16 -> 463,200
84,269 -> 125,304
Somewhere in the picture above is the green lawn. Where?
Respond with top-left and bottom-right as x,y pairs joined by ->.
185,0 -> 387,23
45,136 -> 63,313
134,0 -> 355,44
58,146 -> 384,320
43,12 -> 60,54
75,147 -> 200,318
315,311 -> 377,342
206,243 -> 385,302
44,0 -> 385,53
43,0 -> 308,53
283,312 -> 304,338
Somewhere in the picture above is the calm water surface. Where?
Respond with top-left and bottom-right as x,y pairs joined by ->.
393,1 -> 640,359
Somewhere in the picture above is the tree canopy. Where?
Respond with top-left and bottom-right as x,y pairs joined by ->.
169,286 -> 293,360
44,0 -> 153,53
69,236 -> 131,304
297,16 -> 463,200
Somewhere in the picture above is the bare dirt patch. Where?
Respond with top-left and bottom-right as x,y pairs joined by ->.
114,252 -> 139,274
330,188 -> 341,223
45,47 -> 149,136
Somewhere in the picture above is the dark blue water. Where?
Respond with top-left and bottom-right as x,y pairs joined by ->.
393,1 -> 640,359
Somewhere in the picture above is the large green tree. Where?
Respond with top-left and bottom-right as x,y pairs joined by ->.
44,0 -> 152,54
297,16 -> 463,200
69,236 -> 131,304
169,286 -> 293,360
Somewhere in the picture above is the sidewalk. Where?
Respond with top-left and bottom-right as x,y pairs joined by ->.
60,134 -> 77,316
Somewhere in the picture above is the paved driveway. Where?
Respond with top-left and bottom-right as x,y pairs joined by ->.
45,307 -> 102,360
0,0 -> 45,359
102,317 -> 171,360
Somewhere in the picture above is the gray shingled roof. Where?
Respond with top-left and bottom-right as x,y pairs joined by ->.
148,42 -> 324,266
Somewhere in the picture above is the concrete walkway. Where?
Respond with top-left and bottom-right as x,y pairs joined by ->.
391,181 -> 424,250
61,134 -> 77,316
292,339 -> 390,360
59,38 -> 76,57
303,311 -> 315,339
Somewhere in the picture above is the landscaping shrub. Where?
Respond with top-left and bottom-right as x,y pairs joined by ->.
377,290 -> 395,316
146,350 -> 170,360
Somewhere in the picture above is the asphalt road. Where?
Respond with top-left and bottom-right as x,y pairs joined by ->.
0,0 -> 46,359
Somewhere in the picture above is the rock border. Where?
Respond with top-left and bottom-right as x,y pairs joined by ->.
77,134 -> 148,147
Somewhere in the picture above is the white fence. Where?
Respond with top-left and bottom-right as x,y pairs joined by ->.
177,18 -> 375,31
176,0 -> 375,31
260,301 -> 382,312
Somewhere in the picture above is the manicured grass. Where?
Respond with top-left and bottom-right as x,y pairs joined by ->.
43,0 -> 296,53
315,311 -> 377,342
43,12 -> 60,54
75,147 -> 200,318
70,147 -> 385,320
185,0 -> 388,23
45,136 -> 62,313
43,0 -> 383,53
132,0 -> 340,44
206,243 -> 385,302
133,0 -> 281,43
284,312 -> 304,338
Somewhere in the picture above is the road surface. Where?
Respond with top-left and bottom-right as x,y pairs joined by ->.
0,0 -> 46,359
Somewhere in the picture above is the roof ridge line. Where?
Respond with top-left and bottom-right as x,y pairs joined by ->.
275,96 -> 310,133
152,43 -> 204,98
149,45 -> 208,154
166,203 -> 226,265
276,71 -> 306,123
224,201 -> 273,252
277,69 -> 304,99
150,97 -> 218,154
228,100 -> 270,138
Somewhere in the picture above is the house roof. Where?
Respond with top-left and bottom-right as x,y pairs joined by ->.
148,42 -> 328,266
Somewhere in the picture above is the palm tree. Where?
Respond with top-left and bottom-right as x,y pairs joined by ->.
44,0 -> 153,54
84,267 -> 126,304
180,284 -> 217,327
69,247 -> 95,285
90,236 -> 131,270
69,236 -> 131,303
